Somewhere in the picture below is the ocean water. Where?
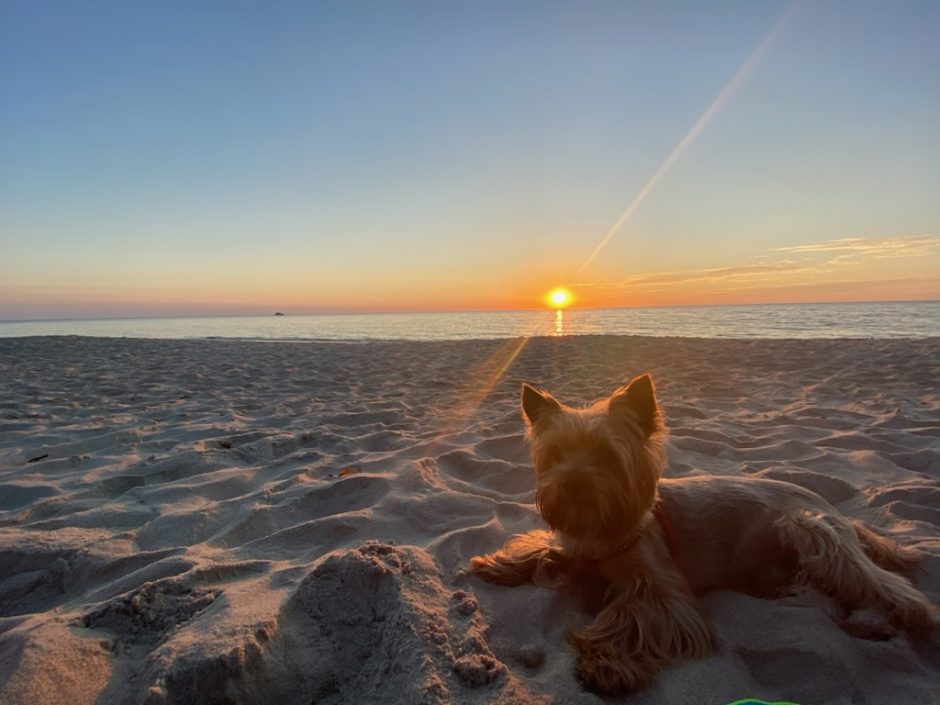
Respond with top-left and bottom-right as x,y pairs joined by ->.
1,302 -> 938,340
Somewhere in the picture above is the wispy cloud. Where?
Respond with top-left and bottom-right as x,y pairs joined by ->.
580,261 -> 808,290
577,233 -> 940,303
774,234 -> 940,259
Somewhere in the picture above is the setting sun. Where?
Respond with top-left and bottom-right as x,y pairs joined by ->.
546,287 -> 573,309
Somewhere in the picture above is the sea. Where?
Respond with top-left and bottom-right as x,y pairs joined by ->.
1,301 -> 938,340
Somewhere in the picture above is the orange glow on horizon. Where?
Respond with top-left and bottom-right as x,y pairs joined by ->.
3,234 -> 937,321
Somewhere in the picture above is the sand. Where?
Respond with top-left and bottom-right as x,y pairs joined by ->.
1,335 -> 938,705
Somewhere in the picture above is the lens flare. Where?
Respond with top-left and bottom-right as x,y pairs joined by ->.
576,1 -> 801,277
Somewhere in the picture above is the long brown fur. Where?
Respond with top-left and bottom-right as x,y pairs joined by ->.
469,375 -> 938,694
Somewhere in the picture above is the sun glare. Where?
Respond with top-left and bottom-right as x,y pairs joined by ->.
547,287 -> 573,309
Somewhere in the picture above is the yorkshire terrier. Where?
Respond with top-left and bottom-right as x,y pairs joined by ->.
469,374 -> 937,693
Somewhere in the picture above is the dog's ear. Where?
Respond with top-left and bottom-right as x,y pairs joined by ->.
521,383 -> 561,427
609,373 -> 661,436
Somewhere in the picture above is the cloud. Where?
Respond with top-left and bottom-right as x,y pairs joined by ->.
577,233 -> 940,300
579,261 -> 813,292
773,233 -> 940,260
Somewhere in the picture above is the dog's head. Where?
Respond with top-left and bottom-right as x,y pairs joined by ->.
521,375 -> 666,543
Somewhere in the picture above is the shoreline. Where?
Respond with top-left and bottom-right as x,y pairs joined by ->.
2,302 -> 939,342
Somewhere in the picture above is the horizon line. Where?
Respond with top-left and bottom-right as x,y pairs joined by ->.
2,297 -> 938,324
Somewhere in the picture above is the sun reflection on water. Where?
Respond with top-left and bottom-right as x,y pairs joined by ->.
554,309 -> 564,336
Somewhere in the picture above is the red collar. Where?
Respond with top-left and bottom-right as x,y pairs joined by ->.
597,500 -> 679,562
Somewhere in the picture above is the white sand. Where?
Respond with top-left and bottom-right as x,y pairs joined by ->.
1,335 -> 938,705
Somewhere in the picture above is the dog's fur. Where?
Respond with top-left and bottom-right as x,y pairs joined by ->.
469,375 -> 938,693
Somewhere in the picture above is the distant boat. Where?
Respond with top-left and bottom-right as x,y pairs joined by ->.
274,312 -> 285,316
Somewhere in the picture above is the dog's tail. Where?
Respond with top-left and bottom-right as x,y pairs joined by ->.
851,520 -> 922,575
778,510 -> 936,634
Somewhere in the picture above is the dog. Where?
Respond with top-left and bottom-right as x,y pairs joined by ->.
469,374 -> 937,693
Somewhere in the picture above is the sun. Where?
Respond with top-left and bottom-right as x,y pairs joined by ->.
546,287 -> 573,309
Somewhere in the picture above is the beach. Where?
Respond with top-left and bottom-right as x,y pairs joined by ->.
1,334 -> 938,705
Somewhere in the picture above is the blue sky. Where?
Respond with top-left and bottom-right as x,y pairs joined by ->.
1,1 -> 938,318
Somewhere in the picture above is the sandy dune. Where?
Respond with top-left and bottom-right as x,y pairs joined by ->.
1,335 -> 938,705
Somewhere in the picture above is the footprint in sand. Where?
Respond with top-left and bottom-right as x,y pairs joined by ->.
212,473 -> 391,550
475,434 -> 529,464
754,467 -> 858,504
868,482 -> 940,526
436,450 -> 534,496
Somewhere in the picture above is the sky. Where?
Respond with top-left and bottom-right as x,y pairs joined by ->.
1,0 -> 938,319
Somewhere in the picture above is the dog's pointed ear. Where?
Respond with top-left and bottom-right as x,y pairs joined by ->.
521,383 -> 561,427
609,373 -> 661,436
